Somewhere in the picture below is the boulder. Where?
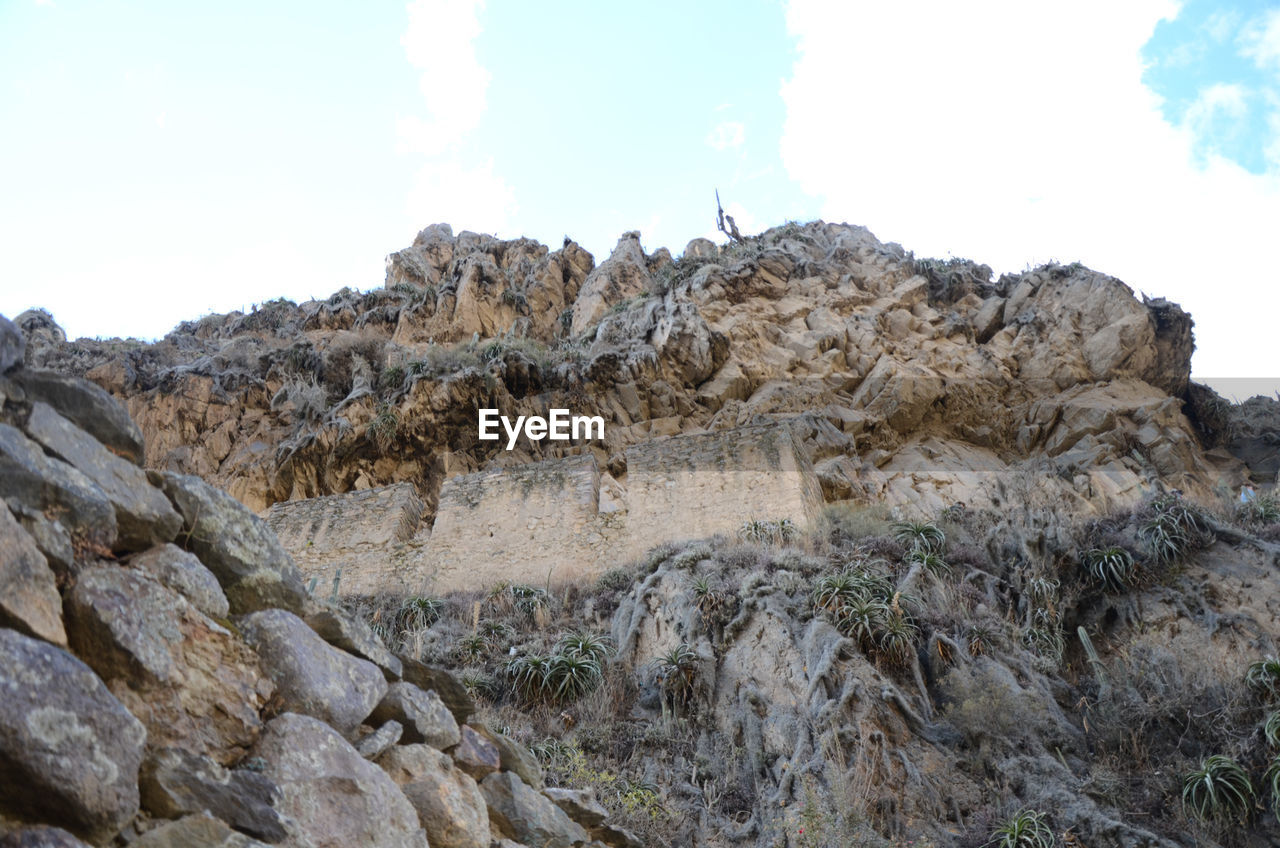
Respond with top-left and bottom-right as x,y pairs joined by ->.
370,682 -> 460,749
0,314 -> 24,374
251,713 -> 427,848
472,722 -> 544,789
0,422 -> 117,553
543,787 -> 608,828
238,608 -> 387,735
139,747 -> 285,842
571,232 -> 652,335
354,719 -> 402,760
452,724 -> 501,780
0,827 -> 91,848
25,401 -> 181,551
399,657 -> 475,724
12,368 -> 144,464
304,606 -> 402,678
133,812 -> 271,848
155,472 -> 311,615
378,744 -> 490,848
480,771 -> 589,848
0,628 -> 146,843
129,543 -> 230,620
8,503 -> 75,578
65,565 -> 270,765
0,506 -> 66,646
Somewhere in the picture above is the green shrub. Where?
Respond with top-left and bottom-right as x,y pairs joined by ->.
653,643 -> 700,711
1182,755 -> 1254,823
398,596 -> 445,630
988,809 -> 1054,848
367,403 -> 400,450
1239,493 -> 1280,525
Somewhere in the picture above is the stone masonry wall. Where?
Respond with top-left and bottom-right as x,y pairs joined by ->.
267,422 -> 825,597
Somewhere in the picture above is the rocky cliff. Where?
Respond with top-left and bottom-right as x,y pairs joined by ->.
5,219 -> 1280,848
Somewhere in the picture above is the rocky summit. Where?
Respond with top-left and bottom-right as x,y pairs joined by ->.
2,220 -> 1280,847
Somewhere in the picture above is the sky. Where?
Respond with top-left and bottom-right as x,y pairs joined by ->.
1,0 -> 1277,397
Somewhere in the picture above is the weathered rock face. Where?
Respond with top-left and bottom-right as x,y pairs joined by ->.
19,221 -> 1236,533
128,543 -> 230,620
377,744 -> 489,848
251,713 -> 427,848
0,628 -> 146,843
25,401 -> 181,550
138,747 -> 285,842
64,565 -> 271,765
12,368 -> 145,465
155,472 -> 311,615
480,771 -> 589,848
133,812 -> 271,848
369,682 -> 460,749
238,609 -> 387,736
0,505 -> 67,646
0,314 -> 25,375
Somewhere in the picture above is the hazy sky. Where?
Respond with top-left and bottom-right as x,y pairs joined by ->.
1,0 -> 1277,395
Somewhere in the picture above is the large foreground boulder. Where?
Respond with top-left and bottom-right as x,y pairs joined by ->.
369,682 -> 460,749
480,771 -> 589,848
139,746 -> 285,842
11,367 -> 145,464
65,565 -> 270,765
25,401 -> 181,550
378,744 -> 490,848
155,472 -> 311,615
0,628 -> 146,843
251,713 -> 427,848
238,608 -> 387,735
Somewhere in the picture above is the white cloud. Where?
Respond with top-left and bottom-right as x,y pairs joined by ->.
1239,7 -> 1280,72
780,0 -> 1280,383
706,120 -> 746,151
397,0 -> 514,235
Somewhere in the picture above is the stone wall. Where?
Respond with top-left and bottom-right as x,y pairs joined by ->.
267,422 -> 825,597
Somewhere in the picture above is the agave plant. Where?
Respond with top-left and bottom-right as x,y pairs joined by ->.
546,652 -> 604,702
739,519 -> 773,544
1182,755 -> 1255,823
507,653 -> 553,703
1266,756 -> 1280,823
1240,494 -> 1280,525
836,597 -> 890,647
905,548 -> 952,578
398,596 -> 445,631
1081,547 -> 1136,591
510,584 -> 550,616
878,614 -> 919,667
966,623 -> 995,657
1024,576 -> 1059,606
1248,656 -> 1280,699
653,643 -> 700,709
988,809 -> 1054,848
555,631 -> 614,664
1266,711 -> 1280,749
480,619 -> 514,640
892,521 -> 945,554
454,633 -> 488,663
812,571 -> 869,613
690,576 -> 728,619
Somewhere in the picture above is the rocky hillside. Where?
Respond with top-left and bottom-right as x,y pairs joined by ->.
6,220 -> 1280,848
17,221 -> 1274,521
0,315 -> 638,847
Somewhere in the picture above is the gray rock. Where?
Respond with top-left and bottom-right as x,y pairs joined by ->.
0,826 -> 91,848
472,722 -> 544,789
252,713 -> 427,848
139,747 -> 285,843
25,401 -> 181,551
0,314 -> 24,374
155,472 -> 311,615
0,505 -> 66,646
133,812 -> 271,848
65,565 -> 269,765
354,719 -> 403,760
130,543 -> 230,620
12,368 -> 144,465
543,787 -> 608,828
452,724 -> 501,780
0,628 -> 146,843
9,503 -> 75,577
370,682 -> 460,750
591,823 -> 643,848
399,656 -> 475,724
305,606 -> 402,678
480,771 -> 589,848
378,744 -> 489,848
238,608 -> 387,735
0,422 -> 117,553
